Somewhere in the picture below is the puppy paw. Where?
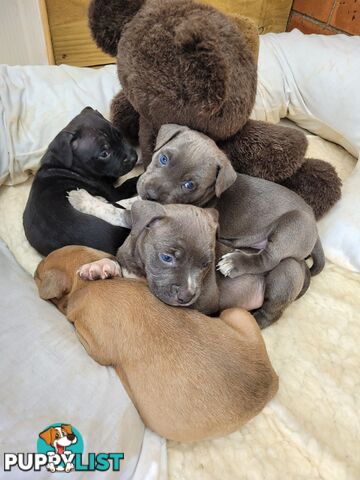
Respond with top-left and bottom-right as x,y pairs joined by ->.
67,188 -> 107,214
78,258 -> 121,281
217,253 -> 239,278
65,463 -> 75,473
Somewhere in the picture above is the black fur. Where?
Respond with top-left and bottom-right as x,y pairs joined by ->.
23,107 -> 138,256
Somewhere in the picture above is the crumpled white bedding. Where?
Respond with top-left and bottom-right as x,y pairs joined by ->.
1,29 -> 360,480
253,30 -> 360,273
0,131 -> 359,480
0,239 -> 167,480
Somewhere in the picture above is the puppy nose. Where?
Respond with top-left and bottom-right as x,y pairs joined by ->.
144,188 -> 158,201
125,148 -> 138,165
176,289 -> 196,305
67,433 -> 75,441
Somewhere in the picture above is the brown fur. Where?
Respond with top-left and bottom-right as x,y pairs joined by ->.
88,0 -> 341,218
35,246 -> 278,442
280,158 -> 342,219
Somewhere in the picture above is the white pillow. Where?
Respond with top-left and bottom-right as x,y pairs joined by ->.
0,239 -> 167,479
0,64 -> 119,186
254,30 -> 360,155
253,30 -> 360,272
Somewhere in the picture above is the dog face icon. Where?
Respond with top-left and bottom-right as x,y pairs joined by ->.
39,424 -> 77,472
39,424 -> 77,454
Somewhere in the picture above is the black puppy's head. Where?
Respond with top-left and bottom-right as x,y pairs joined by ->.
44,107 -> 137,180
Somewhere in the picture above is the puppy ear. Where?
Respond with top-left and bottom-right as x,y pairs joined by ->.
39,427 -> 56,446
215,155 -> 237,197
205,208 -> 219,226
47,131 -> 75,168
61,424 -> 73,435
37,268 -> 70,300
130,200 -> 166,240
155,124 -> 188,151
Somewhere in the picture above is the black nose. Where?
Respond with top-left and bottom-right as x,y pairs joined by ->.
176,289 -> 196,305
67,433 -> 75,441
144,188 -> 158,201
124,148 -> 138,165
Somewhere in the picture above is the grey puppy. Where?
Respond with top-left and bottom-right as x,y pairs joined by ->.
76,200 -> 221,314
136,124 -> 325,326
70,193 -> 310,327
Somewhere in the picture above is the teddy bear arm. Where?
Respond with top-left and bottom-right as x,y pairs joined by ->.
111,90 -> 140,145
280,158 -> 342,219
139,116 -> 158,169
218,119 -> 307,182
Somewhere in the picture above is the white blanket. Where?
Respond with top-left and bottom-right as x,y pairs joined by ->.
0,131 -> 359,480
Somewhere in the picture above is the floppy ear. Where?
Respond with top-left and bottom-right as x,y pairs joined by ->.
155,124 -> 188,151
215,155 -> 237,197
205,207 -> 219,226
37,268 -> 70,300
61,424 -> 73,435
47,131 -> 75,168
130,200 -> 167,241
39,427 -> 56,446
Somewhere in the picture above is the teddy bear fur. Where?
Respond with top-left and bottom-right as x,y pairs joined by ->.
88,0 -> 341,219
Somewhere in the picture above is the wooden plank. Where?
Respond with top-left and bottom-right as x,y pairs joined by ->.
38,0 -> 55,64
45,0 -> 114,66
45,0 -> 292,67
200,0 -> 293,33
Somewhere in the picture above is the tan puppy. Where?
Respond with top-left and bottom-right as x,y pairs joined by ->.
35,246 -> 278,442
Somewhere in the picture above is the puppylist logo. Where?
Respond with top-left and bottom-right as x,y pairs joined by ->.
4,423 -> 124,473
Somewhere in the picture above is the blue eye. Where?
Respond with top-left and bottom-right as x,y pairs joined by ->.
159,154 -> 169,166
182,180 -> 195,191
159,253 -> 174,264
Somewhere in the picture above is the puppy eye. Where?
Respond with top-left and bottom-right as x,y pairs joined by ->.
159,253 -> 174,264
55,432 -> 60,439
99,150 -> 110,160
202,260 -> 211,269
159,154 -> 169,166
182,180 -> 195,191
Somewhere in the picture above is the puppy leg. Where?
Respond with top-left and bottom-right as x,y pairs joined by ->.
78,258 -> 121,280
253,258 -> 308,329
217,210 -> 317,278
220,308 -> 263,343
67,189 -> 131,227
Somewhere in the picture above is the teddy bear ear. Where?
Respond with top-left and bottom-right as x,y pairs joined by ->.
228,14 -> 260,64
88,0 -> 146,57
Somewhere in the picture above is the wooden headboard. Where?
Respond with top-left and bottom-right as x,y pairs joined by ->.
42,0 -> 293,67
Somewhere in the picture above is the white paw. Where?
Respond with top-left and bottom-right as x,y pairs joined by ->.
117,195 -> 140,210
95,195 -> 107,203
78,258 -> 121,281
65,462 -> 74,473
67,188 -> 96,212
47,464 -> 56,473
217,253 -> 236,277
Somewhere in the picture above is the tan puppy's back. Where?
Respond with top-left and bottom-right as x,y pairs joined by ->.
37,246 -> 278,442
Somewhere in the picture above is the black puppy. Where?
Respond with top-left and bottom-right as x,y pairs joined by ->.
23,107 -> 138,256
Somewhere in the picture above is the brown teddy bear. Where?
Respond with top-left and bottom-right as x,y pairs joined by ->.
89,0 -> 341,219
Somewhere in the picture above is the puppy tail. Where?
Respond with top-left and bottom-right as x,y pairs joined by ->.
309,237 -> 325,276
88,0 -> 145,56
